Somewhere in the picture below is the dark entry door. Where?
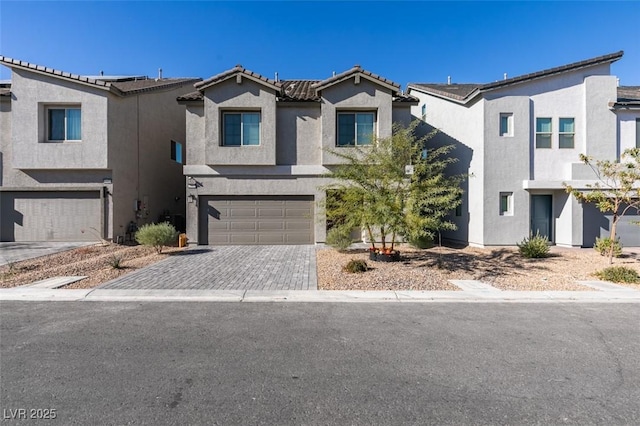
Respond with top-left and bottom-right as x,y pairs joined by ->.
531,195 -> 552,241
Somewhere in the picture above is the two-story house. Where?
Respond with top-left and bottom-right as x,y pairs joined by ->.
0,56 -> 199,242
177,65 -> 417,245
408,51 -> 640,248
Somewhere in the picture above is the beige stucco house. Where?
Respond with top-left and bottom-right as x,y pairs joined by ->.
0,56 -> 199,242
177,65 -> 417,245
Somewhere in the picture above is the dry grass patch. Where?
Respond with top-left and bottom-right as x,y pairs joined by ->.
0,243 -> 184,289
317,244 -> 640,291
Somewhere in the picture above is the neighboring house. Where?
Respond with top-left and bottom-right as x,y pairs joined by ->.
177,65 -> 416,245
0,56 -> 200,242
408,51 -> 640,247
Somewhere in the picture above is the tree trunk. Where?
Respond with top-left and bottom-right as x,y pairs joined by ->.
609,214 -> 618,265
366,224 -> 376,249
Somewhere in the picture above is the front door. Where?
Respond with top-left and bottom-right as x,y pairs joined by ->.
531,195 -> 552,241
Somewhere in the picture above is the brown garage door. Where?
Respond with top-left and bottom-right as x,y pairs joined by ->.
0,191 -> 101,242
201,196 -> 314,245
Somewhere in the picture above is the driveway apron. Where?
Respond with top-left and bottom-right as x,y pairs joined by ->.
99,245 -> 317,290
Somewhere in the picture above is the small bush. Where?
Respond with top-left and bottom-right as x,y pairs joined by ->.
326,227 -> 353,251
594,237 -> 623,258
517,232 -> 550,258
343,259 -> 368,274
409,235 -> 434,249
108,255 -> 124,269
135,222 -> 178,254
595,266 -> 639,283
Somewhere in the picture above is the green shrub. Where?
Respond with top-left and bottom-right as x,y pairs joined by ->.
594,237 -> 623,258
409,235 -> 434,249
595,266 -> 639,283
517,232 -> 550,258
326,227 -> 353,251
108,254 -> 124,269
135,222 -> 178,254
343,259 -> 368,274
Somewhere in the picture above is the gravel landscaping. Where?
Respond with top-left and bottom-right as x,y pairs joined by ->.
317,244 -> 640,291
0,243 -> 183,289
2,242 -> 640,291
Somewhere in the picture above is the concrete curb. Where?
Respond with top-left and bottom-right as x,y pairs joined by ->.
1,288 -> 639,303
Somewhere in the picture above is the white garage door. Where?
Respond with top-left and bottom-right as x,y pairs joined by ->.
0,191 -> 102,242
200,196 -> 314,245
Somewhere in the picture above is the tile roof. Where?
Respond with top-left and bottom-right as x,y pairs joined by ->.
312,65 -> 401,92
194,65 -> 280,91
617,86 -> 640,102
0,56 -> 199,96
181,66 -> 411,103
279,80 -> 321,101
409,51 -> 624,103
408,83 -> 481,101
612,86 -> 640,109
110,78 -> 200,95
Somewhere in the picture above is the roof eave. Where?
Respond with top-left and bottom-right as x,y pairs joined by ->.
313,72 -> 400,93
407,85 -> 479,105
195,71 -> 280,93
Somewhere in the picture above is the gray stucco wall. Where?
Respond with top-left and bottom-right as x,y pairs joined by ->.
0,95 -> 11,186
320,78 -> 394,165
108,85 -> 191,239
276,104 -> 321,165
482,96 -> 531,245
10,69 -> 109,170
204,78 -> 277,165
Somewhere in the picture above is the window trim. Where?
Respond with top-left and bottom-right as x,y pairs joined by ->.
558,117 -> 575,149
499,192 -> 513,216
221,111 -> 261,147
46,105 -> 82,142
535,117 -> 552,149
336,111 -> 376,147
499,113 -> 513,137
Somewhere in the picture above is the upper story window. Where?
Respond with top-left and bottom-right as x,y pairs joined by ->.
535,117 -> 552,149
337,112 -> 375,146
171,140 -> 183,164
222,112 -> 260,146
559,118 -> 575,149
500,113 -> 513,137
47,106 -> 81,141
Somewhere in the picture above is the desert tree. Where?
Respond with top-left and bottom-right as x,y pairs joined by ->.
322,120 -> 465,252
564,148 -> 640,264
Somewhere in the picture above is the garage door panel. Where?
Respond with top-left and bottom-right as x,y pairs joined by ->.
1,191 -> 101,242
202,196 -> 314,245
258,208 -> 285,218
230,222 -> 258,231
259,222 -> 285,231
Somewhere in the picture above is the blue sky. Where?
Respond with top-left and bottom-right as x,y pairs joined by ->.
1,1 -> 639,87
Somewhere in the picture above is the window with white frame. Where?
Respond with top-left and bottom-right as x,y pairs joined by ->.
171,140 -> 183,164
499,113 -> 513,137
222,112 -> 260,146
337,112 -> 375,146
47,106 -> 81,141
421,104 -> 427,121
559,118 -> 575,149
499,192 -> 513,216
535,118 -> 552,148
635,118 -> 639,148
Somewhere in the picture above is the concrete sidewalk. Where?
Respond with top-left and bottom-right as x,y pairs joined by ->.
1,287 -> 639,303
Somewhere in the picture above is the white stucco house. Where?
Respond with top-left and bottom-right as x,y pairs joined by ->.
177,65 -> 417,245
408,51 -> 640,247
0,56 -> 199,242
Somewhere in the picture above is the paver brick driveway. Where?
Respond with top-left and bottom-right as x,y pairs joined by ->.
100,245 -> 317,290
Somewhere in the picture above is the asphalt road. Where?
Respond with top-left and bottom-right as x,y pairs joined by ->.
1,302 -> 639,425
